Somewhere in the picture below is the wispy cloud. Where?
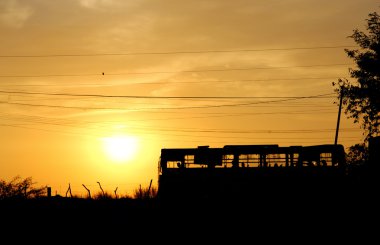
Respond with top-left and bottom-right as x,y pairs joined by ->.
0,0 -> 34,28
79,0 -> 116,9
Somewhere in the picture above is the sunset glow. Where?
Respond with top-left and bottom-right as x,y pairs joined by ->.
102,135 -> 139,163
0,0 -> 378,197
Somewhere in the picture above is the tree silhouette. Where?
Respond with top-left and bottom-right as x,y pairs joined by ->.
346,143 -> 369,166
0,176 -> 46,199
333,10 -> 380,140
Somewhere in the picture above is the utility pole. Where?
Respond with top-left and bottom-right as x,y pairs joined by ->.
334,88 -> 343,145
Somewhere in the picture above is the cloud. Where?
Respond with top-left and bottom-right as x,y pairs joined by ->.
0,0 -> 34,28
78,0 -> 117,9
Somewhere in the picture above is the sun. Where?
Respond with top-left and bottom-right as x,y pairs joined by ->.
102,135 -> 139,163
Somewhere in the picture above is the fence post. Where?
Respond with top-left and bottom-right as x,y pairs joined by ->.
47,186 -> 52,197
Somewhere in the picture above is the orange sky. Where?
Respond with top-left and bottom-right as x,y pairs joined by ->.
0,0 -> 378,197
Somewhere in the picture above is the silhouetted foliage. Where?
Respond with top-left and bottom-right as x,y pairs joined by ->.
333,10 -> 380,140
346,143 -> 369,167
133,184 -> 157,200
93,190 -> 114,200
345,143 -> 370,184
0,176 -> 46,200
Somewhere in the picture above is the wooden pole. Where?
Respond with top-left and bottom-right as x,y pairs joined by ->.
148,179 -> 152,193
97,181 -> 105,196
148,179 -> 152,198
334,88 -> 343,145
47,186 -> 51,197
82,184 -> 91,199
66,183 -> 72,198
114,187 -> 118,199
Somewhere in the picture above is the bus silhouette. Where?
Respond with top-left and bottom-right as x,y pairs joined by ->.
157,144 -> 347,201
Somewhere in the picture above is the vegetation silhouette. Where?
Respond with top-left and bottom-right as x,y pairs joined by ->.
333,9 -> 380,141
0,175 -> 46,200
0,138 -> 377,238
1,8 -> 379,241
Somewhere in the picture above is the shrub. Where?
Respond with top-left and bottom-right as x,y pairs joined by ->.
0,176 -> 46,200
133,184 -> 157,200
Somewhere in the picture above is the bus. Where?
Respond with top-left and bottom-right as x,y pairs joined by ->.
157,144 -> 347,201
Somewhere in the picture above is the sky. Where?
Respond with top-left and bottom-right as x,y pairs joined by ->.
0,0 -> 379,197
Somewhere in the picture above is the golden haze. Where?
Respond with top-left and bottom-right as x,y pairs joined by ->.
0,0 -> 377,196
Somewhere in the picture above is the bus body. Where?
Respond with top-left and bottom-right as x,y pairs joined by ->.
157,144 -> 347,201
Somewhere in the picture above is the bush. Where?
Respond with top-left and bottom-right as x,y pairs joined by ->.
0,176 -> 46,200
133,184 -> 157,200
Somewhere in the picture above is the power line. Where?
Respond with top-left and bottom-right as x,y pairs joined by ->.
0,122 -> 362,146
0,63 -> 352,78
0,118 -> 361,136
0,109 -> 337,128
117,76 -> 345,85
0,90 -> 335,99
0,93 -> 335,111
0,45 -> 356,58
0,76 -> 345,86
0,101 -> 120,110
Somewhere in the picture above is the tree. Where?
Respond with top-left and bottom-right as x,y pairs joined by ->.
333,10 -> 380,140
346,143 -> 369,167
0,176 -> 46,200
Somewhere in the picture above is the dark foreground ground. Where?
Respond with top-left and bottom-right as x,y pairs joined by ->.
1,184 -> 377,242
